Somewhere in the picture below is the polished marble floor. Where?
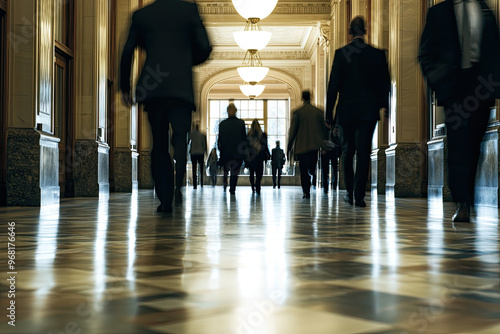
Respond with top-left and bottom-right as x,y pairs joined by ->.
0,186 -> 499,334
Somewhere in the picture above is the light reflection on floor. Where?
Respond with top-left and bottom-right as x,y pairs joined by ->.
0,187 -> 499,334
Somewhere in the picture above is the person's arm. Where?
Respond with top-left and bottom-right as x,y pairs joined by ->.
120,12 -> 139,106
325,49 -> 342,125
287,112 -> 298,159
190,3 -> 212,66
418,7 -> 447,91
378,50 -> 391,112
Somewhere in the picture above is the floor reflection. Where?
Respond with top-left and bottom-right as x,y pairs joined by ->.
0,188 -> 499,334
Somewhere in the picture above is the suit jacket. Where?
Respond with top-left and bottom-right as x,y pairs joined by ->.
287,102 -> 325,155
120,0 -> 211,109
271,147 -> 285,168
418,0 -> 500,104
189,130 -> 207,156
326,38 -> 391,125
217,116 -> 247,165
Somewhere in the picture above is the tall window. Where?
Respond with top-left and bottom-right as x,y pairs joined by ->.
208,99 -> 289,175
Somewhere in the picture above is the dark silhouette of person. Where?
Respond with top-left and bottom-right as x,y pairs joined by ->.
245,119 -> 270,195
120,0 -> 211,213
321,128 -> 342,194
326,16 -> 391,207
419,0 -> 500,222
206,148 -> 218,187
271,140 -> 285,189
189,124 -> 207,189
287,91 -> 325,199
218,103 -> 247,195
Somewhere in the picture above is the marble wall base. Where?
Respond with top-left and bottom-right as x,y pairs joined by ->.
74,140 -> 99,197
98,143 -> 110,199
7,129 -> 60,206
139,150 -> 153,189
386,143 -> 424,199
113,149 -> 133,193
132,152 -> 139,193
371,146 -> 387,196
475,128 -> 498,207
427,138 -> 452,202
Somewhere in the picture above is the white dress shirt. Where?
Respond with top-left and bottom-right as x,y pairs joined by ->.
453,0 -> 482,67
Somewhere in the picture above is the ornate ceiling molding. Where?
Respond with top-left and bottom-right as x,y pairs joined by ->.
209,50 -> 310,61
197,1 -> 330,16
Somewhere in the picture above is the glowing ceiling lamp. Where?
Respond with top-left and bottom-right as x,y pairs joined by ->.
232,0 -> 279,22
237,50 -> 269,85
240,83 -> 265,99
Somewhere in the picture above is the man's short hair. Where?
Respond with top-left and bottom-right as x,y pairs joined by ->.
302,91 -> 311,101
349,16 -> 366,36
276,140 -> 280,145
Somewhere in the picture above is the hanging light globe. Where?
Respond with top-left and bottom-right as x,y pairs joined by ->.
231,0 -> 279,21
233,30 -> 272,51
237,66 -> 269,85
240,84 -> 265,99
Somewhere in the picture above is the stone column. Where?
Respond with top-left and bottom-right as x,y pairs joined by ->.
370,0 -> 390,196
385,0 -> 427,199
73,0 -> 111,198
113,0 -> 140,193
7,0 -> 60,206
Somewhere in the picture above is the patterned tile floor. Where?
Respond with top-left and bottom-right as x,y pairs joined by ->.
0,186 -> 499,334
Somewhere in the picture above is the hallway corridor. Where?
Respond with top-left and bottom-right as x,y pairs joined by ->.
1,187 -> 500,334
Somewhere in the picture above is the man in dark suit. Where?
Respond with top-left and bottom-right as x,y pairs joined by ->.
419,0 -> 500,222
218,103 -> 247,195
271,140 -> 285,189
326,16 -> 391,207
120,0 -> 211,213
287,91 -> 325,199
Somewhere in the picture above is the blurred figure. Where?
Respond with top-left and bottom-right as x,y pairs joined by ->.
419,0 -> 500,222
321,128 -> 342,194
206,148 -> 218,187
245,119 -> 270,195
218,103 -> 247,195
326,16 -> 390,207
271,140 -> 285,189
189,124 -> 207,189
287,91 -> 325,199
120,0 -> 211,213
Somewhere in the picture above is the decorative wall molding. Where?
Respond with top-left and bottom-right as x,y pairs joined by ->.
195,67 -> 227,87
209,50 -> 310,61
197,2 -> 330,15
279,67 -> 304,85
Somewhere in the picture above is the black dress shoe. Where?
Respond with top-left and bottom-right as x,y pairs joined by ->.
157,204 -> 173,213
453,202 -> 470,222
344,194 -> 353,205
355,199 -> 366,207
303,193 -> 310,199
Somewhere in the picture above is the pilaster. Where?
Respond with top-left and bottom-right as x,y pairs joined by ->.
386,0 -> 427,198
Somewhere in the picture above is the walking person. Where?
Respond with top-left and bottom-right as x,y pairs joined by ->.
120,0 -> 211,213
271,140 -> 285,189
218,103 -> 247,195
321,128 -> 342,194
206,148 -> 219,187
287,91 -> 325,199
245,119 -> 270,195
189,124 -> 207,189
326,16 -> 391,207
419,0 -> 500,222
